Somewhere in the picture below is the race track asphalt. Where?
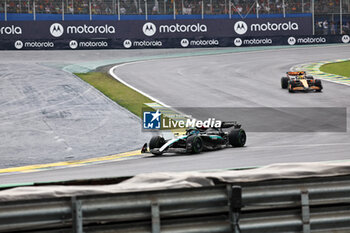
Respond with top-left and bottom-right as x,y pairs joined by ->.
1,45 -> 349,185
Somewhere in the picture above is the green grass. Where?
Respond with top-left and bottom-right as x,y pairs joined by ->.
319,60 -> 350,78
75,72 -> 184,130
75,72 -> 154,118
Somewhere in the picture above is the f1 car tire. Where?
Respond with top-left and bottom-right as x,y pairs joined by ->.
149,136 -> 165,150
281,77 -> 289,89
288,81 -> 294,93
315,79 -> 323,92
186,135 -> 203,154
228,128 -> 246,147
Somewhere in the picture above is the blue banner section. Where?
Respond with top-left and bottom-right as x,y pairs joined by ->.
1,35 -> 348,50
0,17 -> 312,40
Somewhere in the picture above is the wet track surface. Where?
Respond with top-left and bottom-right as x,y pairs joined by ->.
0,49 -> 208,168
0,45 -> 349,184
0,60 -> 153,168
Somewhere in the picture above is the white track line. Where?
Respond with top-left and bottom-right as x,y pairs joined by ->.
109,63 -> 170,108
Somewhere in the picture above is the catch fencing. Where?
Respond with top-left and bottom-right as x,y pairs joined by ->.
1,174 -> 350,232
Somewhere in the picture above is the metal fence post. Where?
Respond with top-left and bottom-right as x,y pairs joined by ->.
256,0 -> 259,18
164,0 -> 166,14
145,0 -> 148,20
117,0 -> 120,20
33,0 -> 36,21
4,0 -> 7,21
173,0 -> 176,20
302,0 -> 304,13
229,0 -> 231,19
282,0 -> 286,17
138,0 -> 141,14
62,0 -> 65,21
312,0 -> 315,35
201,0 -> 204,19
301,190 -> 311,233
340,0 -> 343,34
181,0 -> 184,14
227,185 -> 242,233
151,201 -> 160,233
89,0 -> 92,21
72,196 -> 83,233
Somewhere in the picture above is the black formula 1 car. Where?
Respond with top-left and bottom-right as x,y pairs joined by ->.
141,122 -> 246,155
281,71 -> 323,92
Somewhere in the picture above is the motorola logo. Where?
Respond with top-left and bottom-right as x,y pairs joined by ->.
234,21 -> 299,35
123,39 -> 132,48
14,40 -> 54,49
342,35 -> 350,43
69,40 -> 78,49
14,40 -> 23,49
1,25 -> 22,35
181,39 -> 189,47
288,37 -> 296,45
50,23 -> 64,37
234,38 -> 242,47
234,21 -> 248,35
297,37 -> 326,44
143,22 -> 156,37
50,23 -> 115,37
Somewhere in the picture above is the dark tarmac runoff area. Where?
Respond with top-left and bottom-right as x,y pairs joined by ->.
0,45 -> 350,184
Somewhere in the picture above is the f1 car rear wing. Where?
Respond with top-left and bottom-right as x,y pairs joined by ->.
287,71 -> 305,76
221,121 -> 241,129
194,121 -> 241,130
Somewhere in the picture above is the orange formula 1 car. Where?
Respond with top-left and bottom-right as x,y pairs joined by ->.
281,71 -> 323,93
